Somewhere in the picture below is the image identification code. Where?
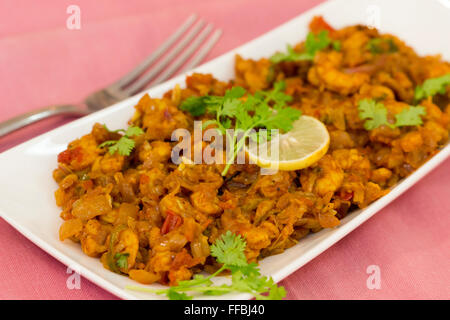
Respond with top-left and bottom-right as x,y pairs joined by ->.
184,304 -> 265,317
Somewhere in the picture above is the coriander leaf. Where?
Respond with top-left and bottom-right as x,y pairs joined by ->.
388,39 -> 398,52
269,44 -> 310,63
358,99 -> 392,130
236,271 -> 267,292
221,98 -> 242,119
224,86 -> 246,100
260,106 -> 302,132
366,38 -> 382,54
253,102 -> 272,122
258,80 -> 293,108
242,94 -> 264,111
210,231 -> 247,267
204,96 -> 226,115
414,73 -> 450,101
332,40 -> 341,51
266,281 -> 287,300
270,31 -> 335,64
245,275 -> 276,299
229,270 -> 252,292
228,270 -> 285,300
109,136 -> 135,156
394,105 -> 426,127
180,96 -> 208,116
358,99 -> 427,130
269,52 -> 288,64
98,140 -> 116,148
229,262 -> 260,277
114,253 -> 129,269
366,38 -> 398,54
234,105 -> 254,131
167,289 -> 193,300
125,126 -> 144,137
99,125 -> 144,156
304,30 -> 331,57
222,117 -> 232,129
273,80 -> 286,91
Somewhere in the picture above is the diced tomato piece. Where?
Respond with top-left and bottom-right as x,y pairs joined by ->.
309,16 -> 335,34
82,180 -> 94,190
161,210 -> 183,235
57,147 -> 82,164
57,149 -> 72,164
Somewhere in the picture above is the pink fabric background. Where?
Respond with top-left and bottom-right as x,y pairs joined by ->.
0,0 -> 449,300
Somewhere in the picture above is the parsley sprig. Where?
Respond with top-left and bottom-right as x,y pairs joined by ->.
270,30 -> 340,63
99,125 -> 144,156
180,81 -> 301,175
414,73 -> 450,102
358,99 -> 426,130
126,231 -> 286,300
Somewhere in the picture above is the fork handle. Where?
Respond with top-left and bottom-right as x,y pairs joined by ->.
0,104 -> 88,137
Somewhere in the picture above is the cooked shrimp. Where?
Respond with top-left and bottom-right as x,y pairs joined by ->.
308,51 -> 370,95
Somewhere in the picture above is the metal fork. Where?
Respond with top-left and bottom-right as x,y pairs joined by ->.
0,14 -> 222,137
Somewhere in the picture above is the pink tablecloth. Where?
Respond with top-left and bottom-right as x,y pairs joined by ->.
0,0 -> 449,300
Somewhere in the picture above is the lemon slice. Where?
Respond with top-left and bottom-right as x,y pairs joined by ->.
246,115 -> 330,171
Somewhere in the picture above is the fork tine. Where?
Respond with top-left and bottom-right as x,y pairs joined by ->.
149,24 -> 214,86
114,14 -> 197,88
124,20 -> 206,95
180,29 -> 222,73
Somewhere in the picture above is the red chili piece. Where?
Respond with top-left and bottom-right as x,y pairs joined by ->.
309,16 -> 335,34
161,210 -> 183,235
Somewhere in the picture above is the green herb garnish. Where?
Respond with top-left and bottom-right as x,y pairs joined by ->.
180,81 -> 301,175
107,225 -> 128,273
178,96 -> 210,116
270,31 -> 339,63
332,40 -> 341,51
394,106 -> 427,127
126,231 -> 286,300
414,73 -> 450,102
99,125 -> 144,156
114,253 -> 130,269
358,99 -> 426,130
366,38 -> 398,54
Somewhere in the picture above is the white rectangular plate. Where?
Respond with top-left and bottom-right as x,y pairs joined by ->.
1,0 -> 449,300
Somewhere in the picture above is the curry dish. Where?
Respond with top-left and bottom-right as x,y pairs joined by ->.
53,17 -> 450,286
